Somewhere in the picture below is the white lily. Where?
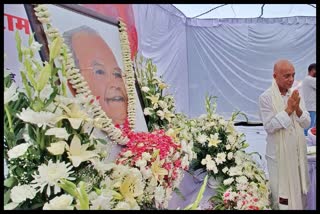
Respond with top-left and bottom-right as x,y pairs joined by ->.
54,103 -> 90,129
66,135 -> 98,167
47,141 -> 67,155
45,127 -> 70,140
7,143 -> 31,160
4,82 -> 19,104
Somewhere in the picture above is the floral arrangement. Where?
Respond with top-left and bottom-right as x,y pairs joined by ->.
170,96 -> 271,210
4,33 -> 116,209
134,55 -> 176,131
210,149 -> 271,210
116,127 -> 185,209
133,53 -> 271,209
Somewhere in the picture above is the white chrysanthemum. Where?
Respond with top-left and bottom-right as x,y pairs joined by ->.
140,167 -> 152,179
142,152 -> 152,161
227,152 -> 233,160
10,184 -> 37,203
122,150 -> 133,157
135,159 -> 147,168
114,201 -> 131,210
227,135 -> 236,144
223,177 -> 234,185
43,194 -> 74,210
158,100 -> 167,109
90,191 -> 113,210
225,144 -> 231,150
45,127 -> 70,140
17,107 -> 57,128
181,155 -> 189,169
111,165 -> 128,179
154,186 -> 165,208
156,110 -> 165,120
201,155 -> 218,174
222,166 -> 229,174
91,159 -> 115,176
141,86 -> 150,92
7,143 -> 31,160
196,134 -> 207,144
31,160 -> 75,196
215,152 -> 226,165
47,141 -> 67,155
236,176 -> 248,184
228,166 -> 243,177
4,82 -> 19,104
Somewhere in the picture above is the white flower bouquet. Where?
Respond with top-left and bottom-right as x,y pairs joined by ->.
115,128 -> 191,209
211,151 -> 271,210
134,55 -> 176,131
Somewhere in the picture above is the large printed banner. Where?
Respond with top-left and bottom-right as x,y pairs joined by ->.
4,4 -> 41,87
3,4 -> 147,132
81,4 -> 138,59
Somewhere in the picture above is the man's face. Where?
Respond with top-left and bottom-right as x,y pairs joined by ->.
311,69 -> 316,77
71,31 -> 128,125
273,62 -> 295,92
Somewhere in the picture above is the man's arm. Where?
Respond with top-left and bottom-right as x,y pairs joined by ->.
258,93 -> 292,134
309,76 -> 316,89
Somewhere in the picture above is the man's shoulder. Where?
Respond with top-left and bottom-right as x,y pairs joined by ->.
259,87 -> 272,99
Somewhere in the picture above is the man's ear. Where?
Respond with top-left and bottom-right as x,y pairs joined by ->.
273,73 -> 276,79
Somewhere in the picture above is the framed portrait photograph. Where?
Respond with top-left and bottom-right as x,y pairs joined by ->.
26,4 -> 147,132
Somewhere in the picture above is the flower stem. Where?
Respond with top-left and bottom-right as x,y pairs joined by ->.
4,105 -> 14,134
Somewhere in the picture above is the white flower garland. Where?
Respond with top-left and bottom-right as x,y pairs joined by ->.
119,20 -> 136,130
33,4 -> 137,145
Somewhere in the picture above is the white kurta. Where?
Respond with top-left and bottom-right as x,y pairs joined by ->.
258,87 -> 310,209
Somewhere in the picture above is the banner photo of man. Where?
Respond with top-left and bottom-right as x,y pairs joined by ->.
81,4 -> 138,59
44,4 -> 147,131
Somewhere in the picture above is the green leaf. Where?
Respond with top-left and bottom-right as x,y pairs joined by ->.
15,31 -> 22,62
184,174 -> 208,210
24,59 -> 37,90
78,182 -> 89,210
43,86 -> 58,109
4,190 -> 11,205
49,37 -> 63,61
30,202 -> 44,209
32,97 -> 44,112
58,179 -> 78,198
28,33 -> 34,46
4,177 -> 17,188
36,62 -> 51,92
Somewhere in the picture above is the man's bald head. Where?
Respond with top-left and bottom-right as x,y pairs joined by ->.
273,59 -> 294,75
273,59 -> 295,95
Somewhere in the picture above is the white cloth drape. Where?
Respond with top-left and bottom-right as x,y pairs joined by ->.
133,4 -> 316,121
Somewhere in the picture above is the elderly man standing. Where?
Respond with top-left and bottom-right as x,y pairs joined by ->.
258,59 -> 310,210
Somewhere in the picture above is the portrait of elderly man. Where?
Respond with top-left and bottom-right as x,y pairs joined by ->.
63,25 -> 128,126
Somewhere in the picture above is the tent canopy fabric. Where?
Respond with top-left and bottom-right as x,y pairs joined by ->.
133,4 -> 316,122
